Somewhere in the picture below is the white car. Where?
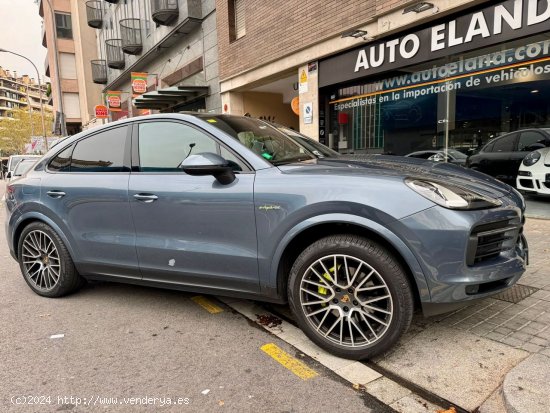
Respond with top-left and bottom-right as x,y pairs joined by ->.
517,148 -> 550,196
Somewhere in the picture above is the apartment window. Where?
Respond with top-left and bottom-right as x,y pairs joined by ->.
228,0 -> 245,41
63,93 -> 81,119
55,13 -> 73,39
60,53 -> 77,79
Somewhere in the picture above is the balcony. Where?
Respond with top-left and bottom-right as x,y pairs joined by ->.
86,1 -> 103,29
151,0 -> 179,26
120,19 -> 143,55
105,39 -> 125,69
91,60 -> 108,84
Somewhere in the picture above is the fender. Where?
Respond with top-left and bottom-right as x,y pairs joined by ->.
265,213 -> 431,303
11,210 -> 80,261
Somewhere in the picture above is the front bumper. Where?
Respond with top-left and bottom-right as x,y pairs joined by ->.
389,199 -> 528,315
517,171 -> 550,196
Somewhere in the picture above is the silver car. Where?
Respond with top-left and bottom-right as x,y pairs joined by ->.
5,114 -> 528,359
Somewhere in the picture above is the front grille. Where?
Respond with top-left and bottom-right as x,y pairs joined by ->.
467,219 -> 521,266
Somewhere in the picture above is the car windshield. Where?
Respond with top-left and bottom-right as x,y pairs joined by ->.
14,160 -> 35,176
199,115 -> 319,165
9,156 -> 26,171
275,126 -> 340,158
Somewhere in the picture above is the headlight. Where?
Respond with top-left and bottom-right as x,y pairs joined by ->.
405,179 -> 502,210
522,151 -> 541,167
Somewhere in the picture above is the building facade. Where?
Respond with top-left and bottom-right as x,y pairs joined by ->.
87,0 -> 220,119
0,67 -> 52,119
217,0 -> 550,156
40,0 -> 104,134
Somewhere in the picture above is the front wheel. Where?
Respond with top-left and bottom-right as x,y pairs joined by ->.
288,235 -> 414,360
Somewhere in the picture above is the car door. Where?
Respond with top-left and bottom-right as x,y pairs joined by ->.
481,133 -> 517,181
128,120 -> 259,293
41,125 -> 139,279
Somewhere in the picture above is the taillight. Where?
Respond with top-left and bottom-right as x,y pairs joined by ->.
6,184 -> 15,195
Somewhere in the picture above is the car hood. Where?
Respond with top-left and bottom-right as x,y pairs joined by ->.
280,155 -> 516,200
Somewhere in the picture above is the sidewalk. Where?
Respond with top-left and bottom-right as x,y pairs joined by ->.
374,217 -> 550,412
229,217 -> 549,412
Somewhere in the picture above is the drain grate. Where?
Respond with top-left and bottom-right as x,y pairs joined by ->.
493,284 -> 538,303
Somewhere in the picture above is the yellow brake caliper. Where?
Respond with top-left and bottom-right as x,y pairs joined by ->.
318,265 -> 341,297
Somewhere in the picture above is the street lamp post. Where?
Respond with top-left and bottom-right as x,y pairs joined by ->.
44,0 -> 67,137
0,48 -> 48,150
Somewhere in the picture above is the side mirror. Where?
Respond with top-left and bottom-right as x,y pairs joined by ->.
6,171 -> 12,179
180,153 -> 236,185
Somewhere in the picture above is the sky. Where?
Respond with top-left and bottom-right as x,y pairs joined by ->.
0,0 -> 47,81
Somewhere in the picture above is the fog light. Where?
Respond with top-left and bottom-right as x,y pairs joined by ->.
518,171 -> 532,177
465,285 -> 480,295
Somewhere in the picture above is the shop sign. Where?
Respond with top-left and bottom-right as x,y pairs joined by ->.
106,91 -> 122,112
95,104 -> 109,119
303,102 -> 313,124
291,97 -> 300,115
131,72 -> 148,95
299,69 -> 308,94
319,0 -> 550,87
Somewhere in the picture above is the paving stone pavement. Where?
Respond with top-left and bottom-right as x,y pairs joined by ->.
422,218 -> 550,356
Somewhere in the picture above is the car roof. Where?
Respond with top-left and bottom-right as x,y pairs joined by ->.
41,113 -> 273,171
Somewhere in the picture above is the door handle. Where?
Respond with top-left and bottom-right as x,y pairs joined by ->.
46,190 -> 66,199
134,193 -> 158,203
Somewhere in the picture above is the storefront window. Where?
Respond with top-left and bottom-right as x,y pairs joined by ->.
327,34 -> 550,157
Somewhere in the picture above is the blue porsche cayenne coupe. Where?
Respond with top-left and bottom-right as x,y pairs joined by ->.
5,114 -> 528,359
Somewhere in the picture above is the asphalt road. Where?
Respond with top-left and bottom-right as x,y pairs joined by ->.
0,184 -> 392,413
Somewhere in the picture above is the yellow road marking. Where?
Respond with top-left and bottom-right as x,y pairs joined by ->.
191,296 -> 223,314
260,343 -> 318,380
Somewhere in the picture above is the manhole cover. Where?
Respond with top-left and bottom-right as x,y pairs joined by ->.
493,284 -> 538,303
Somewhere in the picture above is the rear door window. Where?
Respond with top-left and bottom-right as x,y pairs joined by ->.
49,145 -> 73,172
491,134 -> 516,152
70,126 -> 130,172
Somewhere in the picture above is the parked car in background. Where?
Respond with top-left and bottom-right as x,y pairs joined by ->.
5,114 -> 528,360
466,129 -> 550,185
6,155 -> 41,179
0,157 -> 8,179
406,149 -> 468,166
7,159 -> 38,183
516,147 -> 550,196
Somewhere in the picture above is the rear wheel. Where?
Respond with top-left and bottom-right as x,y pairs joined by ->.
18,222 -> 84,297
288,235 -> 414,360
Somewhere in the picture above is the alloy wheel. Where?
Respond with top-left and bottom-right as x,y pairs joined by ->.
299,254 -> 393,348
21,230 -> 61,291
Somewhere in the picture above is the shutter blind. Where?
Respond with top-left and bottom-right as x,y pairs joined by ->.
235,0 -> 245,39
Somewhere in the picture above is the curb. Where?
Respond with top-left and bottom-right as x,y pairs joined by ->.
222,298 -> 462,413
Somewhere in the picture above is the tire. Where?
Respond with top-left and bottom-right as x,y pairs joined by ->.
17,222 -> 85,298
288,234 -> 414,360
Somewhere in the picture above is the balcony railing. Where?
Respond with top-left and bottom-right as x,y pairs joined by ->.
120,18 -> 143,55
86,1 -> 103,29
91,60 -> 108,84
151,0 -> 179,25
105,39 -> 125,69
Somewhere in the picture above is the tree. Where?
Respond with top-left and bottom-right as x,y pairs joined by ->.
0,109 -> 54,156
